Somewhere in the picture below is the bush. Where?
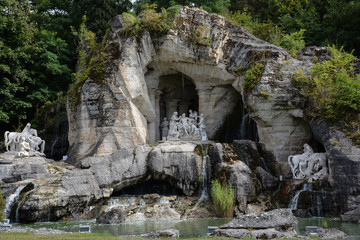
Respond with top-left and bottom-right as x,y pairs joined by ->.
243,62 -> 265,92
292,46 -> 360,145
279,29 -> 306,58
69,16 -> 109,108
122,4 -> 180,37
211,179 -> 235,218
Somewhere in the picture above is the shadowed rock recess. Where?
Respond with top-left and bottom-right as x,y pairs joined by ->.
1,7 -> 360,225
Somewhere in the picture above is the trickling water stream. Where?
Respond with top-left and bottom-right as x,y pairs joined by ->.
4,186 -> 25,218
16,189 -> 36,223
289,183 -> 312,210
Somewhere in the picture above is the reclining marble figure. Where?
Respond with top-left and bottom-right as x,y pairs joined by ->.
4,123 -> 45,157
288,143 -> 328,180
165,110 -> 206,140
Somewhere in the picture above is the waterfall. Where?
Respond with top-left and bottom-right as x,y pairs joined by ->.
192,146 -> 210,210
199,154 -> 210,201
4,186 -> 25,218
260,157 -> 271,173
15,189 -> 35,223
289,183 -> 312,210
310,193 -> 323,217
240,114 -> 249,139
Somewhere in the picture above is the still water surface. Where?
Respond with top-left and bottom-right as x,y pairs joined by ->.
19,218 -> 360,239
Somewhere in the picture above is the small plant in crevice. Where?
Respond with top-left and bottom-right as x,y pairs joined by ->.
211,179 -> 235,218
243,61 -> 265,92
190,24 -> 211,46
69,16 -> 109,109
122,4 -> 180,38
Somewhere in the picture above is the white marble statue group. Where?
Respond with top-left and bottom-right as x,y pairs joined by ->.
288,143 -> 328,180
4,123 -> 45,157
161,110 -> 207,140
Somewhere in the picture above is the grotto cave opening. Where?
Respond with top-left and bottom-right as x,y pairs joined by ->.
157,73 -> 199,140
111,180 -> 184,197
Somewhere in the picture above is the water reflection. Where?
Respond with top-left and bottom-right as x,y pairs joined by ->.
19,217 -> 360,239
297,218 -> 360,240
19,218 -> 231,238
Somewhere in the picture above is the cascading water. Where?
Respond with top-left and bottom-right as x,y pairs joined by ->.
289,183 -> 312,210
310,193 -> 323,217
192,146 -> 210,210
4,186 -> 25,218
15,189 -> 35,223
199,155 -> 210,201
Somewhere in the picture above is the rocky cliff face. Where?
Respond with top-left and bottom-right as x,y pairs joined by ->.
0,139 -> 278,222
67,7 -> 312,173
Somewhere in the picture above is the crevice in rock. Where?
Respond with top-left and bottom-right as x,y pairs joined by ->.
111,179 -> 184,197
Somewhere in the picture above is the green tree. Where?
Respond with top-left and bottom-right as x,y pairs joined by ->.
70,0 -> 132,38
322,0 -> 360,56
28,30 -> 71,107
0,0 -> 38,126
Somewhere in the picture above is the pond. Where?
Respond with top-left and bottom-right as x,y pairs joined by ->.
19,217 -> 360,239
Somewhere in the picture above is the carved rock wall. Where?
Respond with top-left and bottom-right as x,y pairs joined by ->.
67,7 -> 313,170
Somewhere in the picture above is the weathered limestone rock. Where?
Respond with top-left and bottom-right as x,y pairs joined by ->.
67,6 -> 313,170
215,160 -> 254,211
120,229 -> 179,239
316,227 -> 348,239
310,119 -> 360,213
212,209 -> 298,239
96,208 -> 126,224
220,208 -> 297,229
341,206 -> 360,223
78,146 -> 150,190
148,142 -> 202,195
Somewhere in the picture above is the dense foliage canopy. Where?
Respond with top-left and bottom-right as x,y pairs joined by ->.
0,0 -> 359,142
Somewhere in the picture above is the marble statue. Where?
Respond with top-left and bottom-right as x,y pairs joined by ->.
168,115 -> 180,140
4,123 -> 45,157
198,113 -> 207,140
288,143 -> 328,180
166,110 -> 206,140
160,117 -> 169,139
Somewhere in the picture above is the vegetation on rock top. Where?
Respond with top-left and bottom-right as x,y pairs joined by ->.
292,46 -> 360,146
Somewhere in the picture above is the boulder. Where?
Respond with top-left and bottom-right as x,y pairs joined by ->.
120,229 -> 179,239
341,206 -> 360,223
256,167 -> 278,190
316,227 -> 347,239
219,208 -> 297,230
212,209 -> 298,239
96,208 -> 126,224
148,142 -> 202,195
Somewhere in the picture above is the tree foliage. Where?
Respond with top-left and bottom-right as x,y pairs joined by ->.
0,0 -> 37,125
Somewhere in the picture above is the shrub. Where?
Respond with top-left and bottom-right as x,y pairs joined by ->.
68,16 -> 109,108
243,62 -> 265,92
292,46 -> 360,145
122,4 -> 180,37
211,179 -> 235,218
279,29 -> 306,58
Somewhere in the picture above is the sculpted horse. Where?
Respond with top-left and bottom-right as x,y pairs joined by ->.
288,144 -> 314,179
4,131 -> 23,151
4,123 -> 45,156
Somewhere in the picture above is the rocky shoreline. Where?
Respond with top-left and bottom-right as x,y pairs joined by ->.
0,226 -> 69,235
